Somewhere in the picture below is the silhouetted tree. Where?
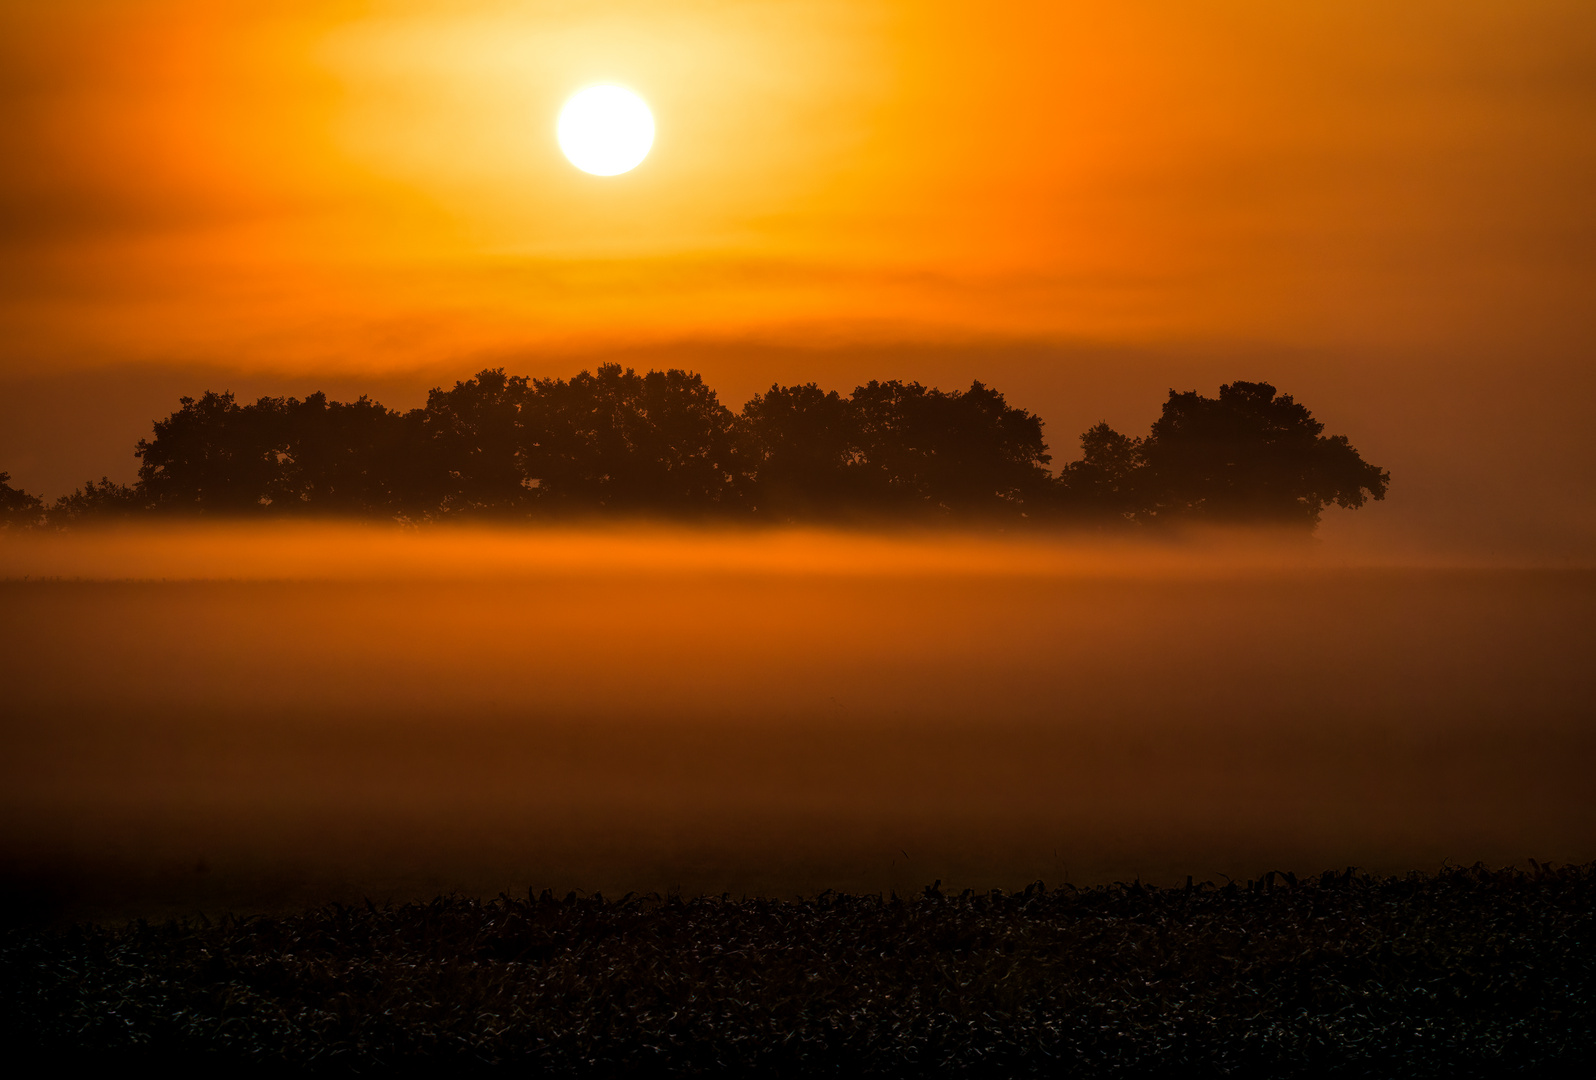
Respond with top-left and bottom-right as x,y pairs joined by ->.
268,393 -> 414,516
0,471 -> 45,530
848,380 -> 1053,517
1137,381 -> 1389,526
736,383 -> 865,519
51,478 -> 146,524
134,390 -> 413,516
521,365 -> 745,513
135,391 -> 280,512
42,369 -> 1391,528
1056,423 -> 1145,520
408,370 -> 534,516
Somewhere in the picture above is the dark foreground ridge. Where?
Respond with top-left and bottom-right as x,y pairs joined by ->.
3,863 -> 1590,1075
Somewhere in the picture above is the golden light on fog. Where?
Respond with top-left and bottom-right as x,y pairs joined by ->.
557,85 -> 655,176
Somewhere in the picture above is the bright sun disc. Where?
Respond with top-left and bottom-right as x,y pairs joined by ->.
557,85 -> 654,176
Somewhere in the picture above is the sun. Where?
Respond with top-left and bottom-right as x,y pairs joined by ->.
557,85 -> 655,176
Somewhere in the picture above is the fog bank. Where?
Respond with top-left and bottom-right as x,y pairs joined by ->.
3,524 -> 1591,920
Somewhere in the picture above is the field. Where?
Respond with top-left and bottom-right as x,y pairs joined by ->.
2,525 -> 1592,923
4,864 -> 1593,1072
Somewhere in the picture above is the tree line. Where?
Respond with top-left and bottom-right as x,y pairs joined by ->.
0,365 -> 1389,529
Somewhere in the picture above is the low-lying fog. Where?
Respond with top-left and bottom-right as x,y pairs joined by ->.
2,523 -> 1592,921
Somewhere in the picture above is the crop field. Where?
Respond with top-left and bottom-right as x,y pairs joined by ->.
4,863 -> 1592,1073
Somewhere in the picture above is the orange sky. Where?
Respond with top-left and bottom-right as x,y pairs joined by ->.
2,0 -> 1592,369
2,1 -> 1594,550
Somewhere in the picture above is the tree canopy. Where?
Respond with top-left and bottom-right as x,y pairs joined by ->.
1066,381 -> 1391,527
2,370 -> 1389,530
0,471 -> 46,530
739,378 -> 1052,520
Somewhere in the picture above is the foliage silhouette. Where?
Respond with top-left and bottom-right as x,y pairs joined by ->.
846,379 -> 1053,518
2,369 -> 1390,529
736,382 -> 861,519
521,365 -> 745,514
51,478 -> 146,523
411,369 -> 535,516
0,471 -> 45,530
1057,381 -> 1389,527
133,390 -> 413,516
1138,380 -> 1390,526
737,378 -> 1052,520
1056,422 -> 1146,521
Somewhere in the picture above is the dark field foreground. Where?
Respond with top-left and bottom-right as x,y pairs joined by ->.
3,864 -> 1592,1075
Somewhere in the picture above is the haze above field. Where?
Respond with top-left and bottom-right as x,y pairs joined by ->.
1,2 -> 1593,556
4,526 -> 1592,917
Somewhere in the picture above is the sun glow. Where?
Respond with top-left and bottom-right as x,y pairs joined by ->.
557,85 -> 655,176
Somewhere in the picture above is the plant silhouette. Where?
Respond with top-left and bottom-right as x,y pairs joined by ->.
523,365 -> 745,514
739,378 -> 1052,520
1059,381 -> 1390,527
2,370 -> 1389,529
0,471 -> 46,530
